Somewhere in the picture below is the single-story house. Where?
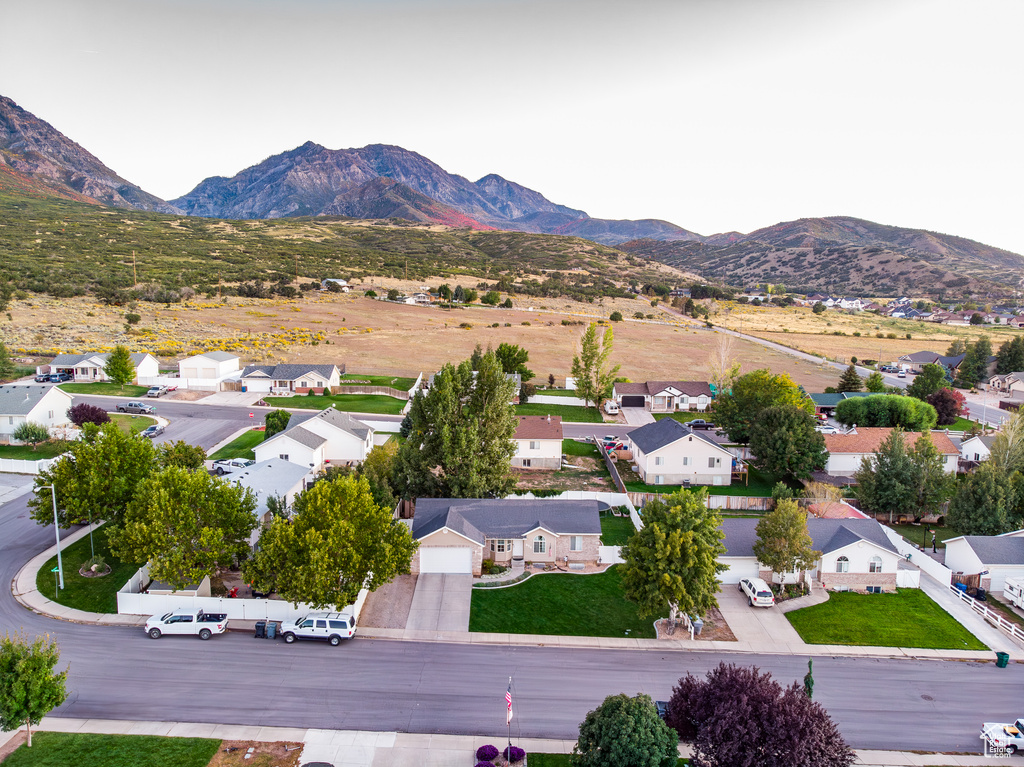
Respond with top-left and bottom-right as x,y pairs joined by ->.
240,364 -> 341,393
823,428 -> 959,477
0,384 -> 74,441
809,391 -> 874,418
897,351 -> 965,374
222,459 -> 313,544
612,380 -> 713,412
177,351 -> 240,380
944,530 -> 1024,592
512,415 -> 563,470
321,279 -> 350,292
38,352 -> 159,383
627,417 -> 734,486
409,498 -> 605,575
718,517 -> 902,592
253,407 -> 373,468
959,434 -> 995,464
253,425 -> 326,470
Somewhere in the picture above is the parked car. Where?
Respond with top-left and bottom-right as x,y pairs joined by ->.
738,577 -> 775,607
34,373 -> 52,383
689,419 -> 715,430
49,372 -> 72,383
603,400 -> 620,414
145,609 -> 228,640
981,718 -> 1024,754
815,425 -> 839,434
897,370 -> 907,379
140,424 -> 164,439
146,385 -> 168,398
280,611 -> 357,646
116,401 -> 155,414
212,457 -> 255,475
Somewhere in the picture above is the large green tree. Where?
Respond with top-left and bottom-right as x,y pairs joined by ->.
906,363 -> 947,400
990,410 -> 1024,473
393,350 -> 517,499
244,474 -> 416,609
946,463 -> 1016,536
954,336 -> 992,389
836,365 -> 862,392
748,405 -> 827,481
713,369 -> 813,443
0,633 -> 68,748
494,342 -> 534,382
853,429 -> 918,523
864,371 -> 886,393
157,440 -> 207,470
570,323 -> 620,409
752,499 -> 820,585
570,694 -> 677,767
12,422 -> 50,451
996,336 -> 1024,375
103,344 -> 135,388
620,490 -> 727,624
0,341 -> 16,382
906,434 -> 954,523
109,467 -> 257,590
28,422 -> 157,528
833,394 -> 937,431
264,409 -> 291,440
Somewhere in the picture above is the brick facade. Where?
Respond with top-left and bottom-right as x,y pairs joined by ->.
820,571 -> 897,592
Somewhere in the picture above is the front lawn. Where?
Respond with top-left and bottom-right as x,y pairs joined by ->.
562,439 -> 600,458
469,566 -> 654,638
2,732 -> 219,767
600,511 -> 635,546
208,428 -> 265,460
108,413 -> 157,435
653,411 -> 710,424
885,523 -> 960,550
36,524 -> 142,614
0,441 -> 68,460
623,467 -> 778,497
516,403 -> 603,423
949,416 -> 978,431
60,383 -> 149,397
264,393 -> 406,414
786,589 -> 987,650
536,388 -> 578,397
338,373 -> 417,390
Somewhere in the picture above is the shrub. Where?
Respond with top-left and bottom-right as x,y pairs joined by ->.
125,312 -> 141,325
67,403 -> 111,427
609,311 -> 623,322
491,323 -> 499,328
459,322 -> 473,329
503,746 -> 526,763
83,555 -> 107,572
505,323 -> 511,327
876,332 -> 884,338
633,312 -> 645,319
364,289 -> 377,298
887,332 -> 897,339
906,333 -> 912,339
477,745 -> 500,761
853,331 -> 861,337
521,322 -> 531,326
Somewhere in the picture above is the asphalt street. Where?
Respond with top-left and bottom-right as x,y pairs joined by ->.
0,492 -> 1019,752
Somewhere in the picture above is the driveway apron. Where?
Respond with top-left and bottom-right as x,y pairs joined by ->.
406,574 -> 472,632
716,587 -> 808,651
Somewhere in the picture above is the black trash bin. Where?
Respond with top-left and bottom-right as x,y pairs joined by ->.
976,587 -> 987,602
254,621 -> 266,639
996,652 -> 1010,668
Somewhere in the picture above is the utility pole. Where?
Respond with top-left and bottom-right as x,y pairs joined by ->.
294,253 -> 299,284
132,251 -> 137,286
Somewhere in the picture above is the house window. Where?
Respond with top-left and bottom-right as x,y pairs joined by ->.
868,556 -> 883,574
490,540 -> 495,552
7,417 -> 12,425
708,457 -> 720,468
654,475 -> 663,485
866,586 -> 882,594
48,411 -> 53,419
279,454 -> 289,461
570,536 -> 582,552
522,459 -> 531,468
534,536 -> 546,554
497,540 -> 506,553
300,380 -> 308,388
654,456 -> 665,466
529,441 -> 540,450
836,556 -> 849,573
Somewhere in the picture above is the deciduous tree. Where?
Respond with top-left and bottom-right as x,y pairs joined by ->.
264,409 -> 291,440
244,474 -> 416,609
834,394 -> 937,431
0,341 -> 16,382
103,344 -> 135,389
570,693 -> 677,767
927,387 -> 965,426
0,633 -> 68,748
752,499 -> 820,585
66,403 -> 110,427
853,429 -> 917,523
620,490 -> 727,624
706,334 -> 740,398
713,369 -> 813,443
906,363 -> 946,400
946,462 -> 1015,536
748,405 -> 827,481
864,371 -> 886,393
570,323 -> 620,410
990,410 -> 1024,473
495,342 -> 534,382
12,422 -> 50,451
836,365 -> 862,392
157,440 -> 207,470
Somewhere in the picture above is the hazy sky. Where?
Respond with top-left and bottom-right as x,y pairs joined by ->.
3,0 -> 1023,252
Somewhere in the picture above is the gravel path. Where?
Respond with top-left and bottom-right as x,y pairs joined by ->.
359,574 -> 417,629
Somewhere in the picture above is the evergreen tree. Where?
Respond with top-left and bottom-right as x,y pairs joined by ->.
946,462 -> 1015,536
752,499 -> 821,585
907,434 -> 954,521
748,405 -> 827,480
103,345 -> 135,388
0,341 -> 16,382
803,658 -> 814,699
570,323 -> 620,410
955,336 -> 992,388
996,336 -> 1024,375
453,284 -> 466,303
864,371 -> 886,392
836,365 -> 862,392
264,409 -> 291,439
853,430 -> 917,523
946,338 -> 967,356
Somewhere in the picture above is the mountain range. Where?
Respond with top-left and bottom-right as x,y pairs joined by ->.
2,93 -> 1022,295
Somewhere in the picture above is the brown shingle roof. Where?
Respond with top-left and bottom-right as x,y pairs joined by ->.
824,428 -> 959,456
513,415 -> 563,441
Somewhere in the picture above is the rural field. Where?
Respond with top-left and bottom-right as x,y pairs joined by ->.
3,288 -> 840,389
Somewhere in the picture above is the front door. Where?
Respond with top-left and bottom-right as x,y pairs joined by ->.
512,539 -> 524,559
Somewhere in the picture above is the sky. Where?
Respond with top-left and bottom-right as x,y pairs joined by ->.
3,0 -> 1024,253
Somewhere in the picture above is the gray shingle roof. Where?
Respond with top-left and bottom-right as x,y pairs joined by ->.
412,498 -> 605,544
184,351 -> 238,363
241,364 -> 338,381
0,385 -> 71,415
223,459 -> 311,516
628,417 -> 724,455
312,408 -> 371,440
958,535 -> 1024,565
720,517 -> 898,557
50,352 -> 152,367
263,424 -> 327,450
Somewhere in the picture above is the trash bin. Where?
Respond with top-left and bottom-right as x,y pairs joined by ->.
266,621 -> 277,640
241,386 -> 247,392
996,652 -> 1010,668
976,587 -> 987,602
692,616 -> 704,637
955,582 -> 968,593
254,621 -> 266,639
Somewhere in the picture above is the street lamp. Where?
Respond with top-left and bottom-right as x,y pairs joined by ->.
39,483 -> 64,590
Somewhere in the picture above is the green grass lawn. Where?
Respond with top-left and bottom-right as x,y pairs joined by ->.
36,524 -> 143,614
60,383 -> 149,397
624,467 -> 778,497
949,416 -> 978,431
469,566 -> 654,638
516,403 -> 603,423
108,413 -> 157,435
208,428 -> 265,460
786,589 -> 988,650
0,441 -> 68,460
2,732 -> 220,767
265,393 -> 406,414
536,388 -> 578,397
653,411 -> 710,424
885,523 -> 960,550
562,438 -> 600,458
338,373 -> 417,390
600,512 -> 635,546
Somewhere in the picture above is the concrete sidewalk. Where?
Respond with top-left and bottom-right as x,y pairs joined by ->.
0,717 -> 1002,767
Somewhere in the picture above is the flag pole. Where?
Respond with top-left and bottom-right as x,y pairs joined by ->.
507,675 -> 512,762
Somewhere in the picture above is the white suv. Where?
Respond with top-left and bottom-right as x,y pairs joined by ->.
738,577 -> 775,607
280,611 -> 357,646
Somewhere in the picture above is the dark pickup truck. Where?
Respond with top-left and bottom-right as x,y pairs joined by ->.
688,419 -> 716,430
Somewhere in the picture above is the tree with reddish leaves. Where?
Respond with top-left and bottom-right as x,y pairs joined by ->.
666,663 -> 854,767
927,387 -> 966,426
66,403 -> 110,427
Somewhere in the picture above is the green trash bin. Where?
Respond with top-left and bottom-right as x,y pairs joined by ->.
996,652 -> 1010,668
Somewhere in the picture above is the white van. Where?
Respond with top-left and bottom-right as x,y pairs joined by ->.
603,400 -> 620,415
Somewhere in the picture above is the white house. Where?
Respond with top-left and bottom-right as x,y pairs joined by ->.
222,459 -> 313,544
718,517 -> 903,592
823,428 -> 959,477
321,279 -> 350,292
252,425 -> 326,470
512,415 -> 563,470
177,351 -> 240,381
253,408 -> 373,469
612,381 -> 713,413
40,352 -> 159,383
959,434 -> 995,464
0,385 -> 74,440
240,364 -> 341,393
943,530 -> 1024,592
627,417 -> 734,486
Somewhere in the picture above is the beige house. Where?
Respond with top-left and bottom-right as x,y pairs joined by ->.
178,351 -> 240,380
823,428 -> 959,477
409,498 -> 603,575
612,380 -> 712,412
988,372 -> 1024,396
627,418 -> 734,486
512,415 -> 562,470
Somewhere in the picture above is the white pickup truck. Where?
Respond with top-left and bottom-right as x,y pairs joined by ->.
145,609 -> 228,640
981,718 -> 1024,754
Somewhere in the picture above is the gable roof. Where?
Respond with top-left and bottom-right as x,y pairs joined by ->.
310,408 -> 372,440
412,498 -> 604,544
0,385 -> 72,415
49,351 -> 153,368
241,364 -> 338,381
261,424 -> 327,450
181,351 -> 238,363
223,459 -> 311,515
720,517 -> 898,558
810,391 -> 875,407
824,428 -> 959,456
961,434 -> 997,451
615,380 -> 712,398
953,535 -> 1024,566
514,415 -> 563,441
628,417 -> 726,455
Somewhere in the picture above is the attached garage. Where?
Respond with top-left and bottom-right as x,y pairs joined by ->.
717,556 -> 760,584
620,395 -> 646,408
419,547 -> 474,574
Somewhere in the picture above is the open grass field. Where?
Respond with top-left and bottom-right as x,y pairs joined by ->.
516,403 -> 602,422
209,428 -> 266,460
469,566 -> 655,638
60,383 -> 149,397
2,732 -> 220,767
786,589 -> 987,649
36,524 -> 142,614
265,392 -> 406,414
0,441 -> 67,460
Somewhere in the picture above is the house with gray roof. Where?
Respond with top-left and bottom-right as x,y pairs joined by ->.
627,417 -> 735,487
38,352 -> 159,383
222,459 -> 313,544
959,434 -> 996,467
944,530 -> 1024,592
240,363 -> 341,393
0,384 -> 74,441
612,380 -> 712,412
718,517 -> 902,592
253,407 -> 373,469
410,498 -> 605,575
177,351 -> 240,381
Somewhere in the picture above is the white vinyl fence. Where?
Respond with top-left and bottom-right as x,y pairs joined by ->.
882,527 -> 952,586
0,457 -> 58,475
896,569 -> 922,588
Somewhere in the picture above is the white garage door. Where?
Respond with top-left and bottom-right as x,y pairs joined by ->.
987,566 -> 1024,592
420,547 -> 473,573
718,557 -> 760,584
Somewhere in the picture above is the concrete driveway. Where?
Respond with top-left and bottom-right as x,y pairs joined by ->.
622,408 -> 655,426
406,574 -> 472,632
716,586 -> 807,651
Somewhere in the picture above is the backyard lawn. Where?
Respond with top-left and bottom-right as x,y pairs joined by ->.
2,732 -> 220,767
786,589 -> 987,650
265,393 -> 406,415
469,566 -> 654,638
562,439 -> 600,458
600,511 -> 635,546
516,403 -> 603,423
60,383 -> 149,397
0,441 -> 67,460
109,413 -> 157,435
208,428 -> 265,460
36,524 -> 142,614
338,372 -> 417,390
535,389 -> 578,397
623,467 -> 779,497
885,522 -> 960,550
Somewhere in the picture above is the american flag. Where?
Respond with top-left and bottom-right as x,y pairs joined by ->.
506,681 -> 513,724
